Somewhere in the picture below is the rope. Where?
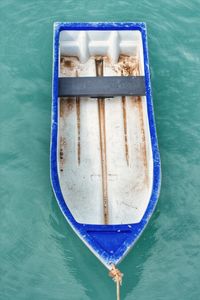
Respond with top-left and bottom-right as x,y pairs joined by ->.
109,265 -> 123,300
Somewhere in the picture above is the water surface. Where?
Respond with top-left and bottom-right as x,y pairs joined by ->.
0,0 -> 200,299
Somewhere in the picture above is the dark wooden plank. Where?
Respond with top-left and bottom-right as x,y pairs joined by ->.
58,76 -> 146,97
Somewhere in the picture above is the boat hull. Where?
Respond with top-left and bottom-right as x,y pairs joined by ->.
51,22 -> 161,269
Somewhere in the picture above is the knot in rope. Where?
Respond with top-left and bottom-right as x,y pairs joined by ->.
109,264 -> 123,285
109,264 -> 123,300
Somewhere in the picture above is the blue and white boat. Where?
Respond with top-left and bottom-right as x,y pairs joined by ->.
51,22 -> 161,270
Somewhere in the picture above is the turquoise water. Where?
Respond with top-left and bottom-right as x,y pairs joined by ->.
0,0 -> 200,299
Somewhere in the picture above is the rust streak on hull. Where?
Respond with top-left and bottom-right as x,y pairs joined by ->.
59,98 -> 67,172
75,71 -> 81,165
122,96 -> 129,166
76,97 -> 81,165
117,54 -> 148,185
98,98 -> 109,224
95,58 -> 109,224
136,96 -> 148,186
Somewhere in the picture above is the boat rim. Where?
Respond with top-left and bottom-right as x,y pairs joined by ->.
50,22 -> 161,267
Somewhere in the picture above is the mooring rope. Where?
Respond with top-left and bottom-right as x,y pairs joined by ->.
109,265 -> 123,300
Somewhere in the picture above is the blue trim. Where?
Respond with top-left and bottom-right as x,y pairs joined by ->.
50,22 -> 161,267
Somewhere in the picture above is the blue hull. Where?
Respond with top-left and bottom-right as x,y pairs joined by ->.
50,22 -> 161,268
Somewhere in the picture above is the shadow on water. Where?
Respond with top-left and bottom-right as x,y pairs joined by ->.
49,193 -> 160,300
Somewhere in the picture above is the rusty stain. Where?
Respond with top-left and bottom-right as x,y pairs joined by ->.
95,58 -> 109,225
112,55 -> 139,76
122,96 -> 129,166
98,98 -> 109,224
64,60 -> 74,68
60,97 -> 74,117
75,70 -> 81,165
59,57 -> 79,173
136,96 -> 148,186
119,55 -> 139,76
60,149 -> 63,158
59,136 -> 66,172
58,53 -> 149,221
60,55 -> 76,66
66,98 -> 75,116
117,55 -> 148,185
60,56 -> 80,76
131,96 -> 140,105
76,96 -> 81,165
66,98 -> 75,111
129,94 -> 148,186
60,98 -> 64,117
59,99 -> 67,173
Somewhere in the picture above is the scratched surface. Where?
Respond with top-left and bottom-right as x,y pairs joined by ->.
59,54 -> 152,224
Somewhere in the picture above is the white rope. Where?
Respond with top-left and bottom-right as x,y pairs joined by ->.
109,265 -> 123,300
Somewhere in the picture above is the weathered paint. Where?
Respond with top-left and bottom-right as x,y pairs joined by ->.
50,22 -> 161,269
58,55 -> 151,224
122,96 -> 129,166
95,58 -> 109,224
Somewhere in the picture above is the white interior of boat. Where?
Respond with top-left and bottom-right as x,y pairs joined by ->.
58,30 -> 153,225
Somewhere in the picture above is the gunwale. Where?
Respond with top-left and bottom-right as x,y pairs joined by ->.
50,22 -> 161,268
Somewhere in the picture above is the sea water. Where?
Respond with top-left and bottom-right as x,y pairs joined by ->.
0,0 -> 200,299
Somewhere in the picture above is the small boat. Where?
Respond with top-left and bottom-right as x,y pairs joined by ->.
51,22 -> 161,270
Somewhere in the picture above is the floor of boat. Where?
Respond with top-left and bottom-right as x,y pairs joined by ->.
58,55 -> 152,225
